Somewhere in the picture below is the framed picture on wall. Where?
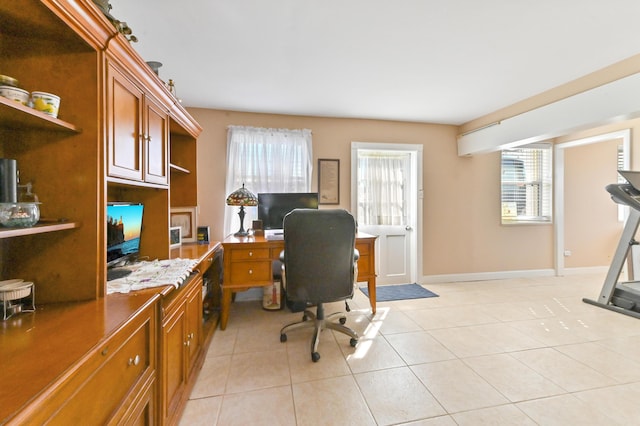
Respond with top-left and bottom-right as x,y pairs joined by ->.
170,206 -> 197,243
318,158 -> 339,204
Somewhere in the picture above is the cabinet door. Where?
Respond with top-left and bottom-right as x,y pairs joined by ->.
185,278 -> 203,374
161,301 -> 187,423
106,63 -> 144,181
144,98 -> 169,185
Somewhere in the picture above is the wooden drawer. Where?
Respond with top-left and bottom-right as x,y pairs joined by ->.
229,260 -> 273,283
41,306 -> 155,425
230,247 -> 270,261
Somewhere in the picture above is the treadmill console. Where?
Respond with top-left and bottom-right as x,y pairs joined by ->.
606,183 -> 640,211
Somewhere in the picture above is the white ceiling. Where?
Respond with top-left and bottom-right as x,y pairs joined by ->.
108,0 -> 640,126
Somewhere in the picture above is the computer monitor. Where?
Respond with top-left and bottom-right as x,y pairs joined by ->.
106,202 -> 144,267
257,192 -> 319,230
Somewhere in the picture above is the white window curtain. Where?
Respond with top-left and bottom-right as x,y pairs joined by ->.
357,151 -> 409,226
224,126 -> 313,236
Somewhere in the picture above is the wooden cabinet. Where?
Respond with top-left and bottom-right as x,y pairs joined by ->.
0,0 -> 102,303
1,1 -> 207,425
43,302 -> 157,425
106,61 -> 169,186
185,278 -> 203,370
1,294 -> 159,425
160,275 -> 204,426
145,97 -> 170,185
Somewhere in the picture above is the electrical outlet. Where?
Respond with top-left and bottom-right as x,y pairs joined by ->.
564,250 -> 572,257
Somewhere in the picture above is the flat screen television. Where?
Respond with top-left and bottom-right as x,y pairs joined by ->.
107,202 -> 144,267
257,192 -> 319,230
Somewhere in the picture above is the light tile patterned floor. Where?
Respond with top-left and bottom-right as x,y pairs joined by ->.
179,273 -> 640,425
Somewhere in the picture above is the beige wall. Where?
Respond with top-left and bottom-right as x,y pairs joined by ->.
563,138 -> 621,268
189,108 -> 555,277
556,118 -> 640,269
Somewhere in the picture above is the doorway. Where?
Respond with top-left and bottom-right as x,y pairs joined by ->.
351,142 -> 423,285
554,129 -> 630,275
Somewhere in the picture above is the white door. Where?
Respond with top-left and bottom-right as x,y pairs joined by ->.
351,142 -> 423,285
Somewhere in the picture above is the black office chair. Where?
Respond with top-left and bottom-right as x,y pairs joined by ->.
279,208 -> 359,362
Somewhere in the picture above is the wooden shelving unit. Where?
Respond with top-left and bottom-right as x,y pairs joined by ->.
169,163 -> 191,174
0,221 -> 80,239
0,96 -> 81,132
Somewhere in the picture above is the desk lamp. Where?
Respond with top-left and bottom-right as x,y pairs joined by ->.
226,183 -> 258,236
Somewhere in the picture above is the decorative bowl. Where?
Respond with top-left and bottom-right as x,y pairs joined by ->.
31,91 -> 61,118
0,85 -> 29,105
0,202 -> 40,228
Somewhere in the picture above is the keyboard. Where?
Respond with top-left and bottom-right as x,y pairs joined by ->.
107,267 -> 132,281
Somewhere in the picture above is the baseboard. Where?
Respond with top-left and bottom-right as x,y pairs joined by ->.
422,266 -> 610,284
560,266 -> 609,276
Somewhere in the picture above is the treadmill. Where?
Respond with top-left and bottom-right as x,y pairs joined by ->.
583,170 -> 640,318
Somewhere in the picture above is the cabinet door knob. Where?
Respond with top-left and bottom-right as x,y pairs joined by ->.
128,354 -> 140,366
248,269 -> 253,275
249,251 -> 253,257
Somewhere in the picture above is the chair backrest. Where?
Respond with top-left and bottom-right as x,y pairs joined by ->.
283,209 -> 357,304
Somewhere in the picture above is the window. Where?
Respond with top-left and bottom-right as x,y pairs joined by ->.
356,150 -> 410,226
501,143 -> 552,224
224,126 -> 313,236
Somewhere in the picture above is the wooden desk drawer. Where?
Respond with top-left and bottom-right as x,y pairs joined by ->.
231,248 -> 270,261
229,261 -> 272,283
36,306 -> 155,425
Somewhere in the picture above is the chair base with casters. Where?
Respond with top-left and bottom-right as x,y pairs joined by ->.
280,302 -> 358,362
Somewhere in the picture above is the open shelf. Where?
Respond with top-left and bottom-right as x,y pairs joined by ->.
0,96 -> 81,132
0,221 -> 80,239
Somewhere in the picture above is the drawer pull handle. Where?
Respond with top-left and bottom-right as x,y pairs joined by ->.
128,355 -> 141,366
249,251 -> 253,257
189,332 -> 194,339
101,348 -> 109,356
185,340 -> 190,347
248,269 -> 253,274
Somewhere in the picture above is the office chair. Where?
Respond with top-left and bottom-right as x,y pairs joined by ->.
279,208 -> 359,362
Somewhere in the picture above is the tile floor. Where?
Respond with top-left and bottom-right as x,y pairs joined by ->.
179,273 -> 640,425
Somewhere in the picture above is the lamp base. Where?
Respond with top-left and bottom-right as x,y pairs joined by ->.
234,205 -> 249,237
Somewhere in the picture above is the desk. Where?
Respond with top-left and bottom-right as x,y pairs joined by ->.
221,232 -> 377,330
